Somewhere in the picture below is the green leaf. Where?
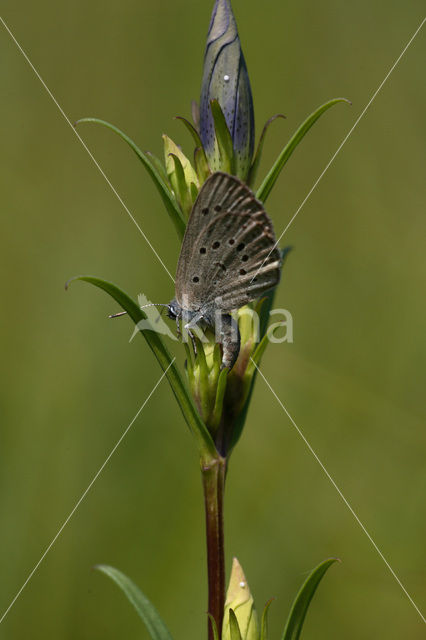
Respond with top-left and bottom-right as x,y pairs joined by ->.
211,367 -> 228,433
145,150 -> 171,185
66,275 -> 217,463
174,115 -> 204,149
194,146 -> 211,184
247,333 -> 269,375
163,135 -> 199,188
208,613 -> 220,640
95,565 -> 174,640
260,599 -> 274,640
256,98 -> 351,203
210,99 -> 235,174
190,181 -> 199,202
163,134 -> 199,215
194,337 -> 211,423
169,152 -> 193,215
281,558 -> 339,640
248,114 -> 286,188
229,609 -> 243,640
75,117 -> 186,238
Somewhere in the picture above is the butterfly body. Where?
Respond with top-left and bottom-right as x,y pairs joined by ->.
169,172 -> 281,370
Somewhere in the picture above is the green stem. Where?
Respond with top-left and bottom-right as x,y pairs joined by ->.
202,455 -> 227,640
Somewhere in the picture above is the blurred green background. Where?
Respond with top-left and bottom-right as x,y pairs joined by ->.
1,0 -> 425,638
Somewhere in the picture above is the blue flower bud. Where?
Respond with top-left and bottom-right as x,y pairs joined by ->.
200,0 -> 255,180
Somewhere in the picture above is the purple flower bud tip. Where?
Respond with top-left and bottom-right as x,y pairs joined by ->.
200,0 -> 255,179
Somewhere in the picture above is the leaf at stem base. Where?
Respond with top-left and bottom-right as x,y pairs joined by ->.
281,557 -> 340,640
95,564 -> 174,640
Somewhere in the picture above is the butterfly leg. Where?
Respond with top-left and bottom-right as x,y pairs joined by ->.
186,329 -> 198,356
184,311 -> 206,349
175,315 -> 182,338
217,314 -> 240,370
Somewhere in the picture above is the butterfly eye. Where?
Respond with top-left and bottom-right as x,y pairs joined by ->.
212,241 -> 220,249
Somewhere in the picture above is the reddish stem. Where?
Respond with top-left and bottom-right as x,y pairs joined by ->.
202,455 -> 227,640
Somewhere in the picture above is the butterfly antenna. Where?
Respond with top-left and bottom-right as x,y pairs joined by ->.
108,303 -> 169,319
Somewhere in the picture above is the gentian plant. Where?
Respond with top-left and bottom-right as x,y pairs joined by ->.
68,1 -> 350,638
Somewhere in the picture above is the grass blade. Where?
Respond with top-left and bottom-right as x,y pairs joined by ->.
281,558 -> 339,640
95,565 -> 174,640
66,275 -> 217,462
260,599 -> 274,640
256,98 -> 350,203
248,114 -> 286,187
75,117 -> 186,238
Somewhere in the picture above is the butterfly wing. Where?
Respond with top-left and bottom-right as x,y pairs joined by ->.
175,172 -> 281,313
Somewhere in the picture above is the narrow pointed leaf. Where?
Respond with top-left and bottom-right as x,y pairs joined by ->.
194,146 -> 211,184
194,337 -> 210,423
281,558 -> 339,640
211,367 -> 228,433
260,599 -> 274,640
75,117 -> 186,238
229,609 -> 243,640
247,333 -> 269,375
175,115 -> 204,149
169,153 -> 192,214
66,275 -> 217,462
190,181 -> 199,202
163,135 -> 199,189
256,98 -> 351,202
248,114 -> 286,188
145,150 -> 171,184
211,99 -> 235,174
95,565 -> 173,640
208,613 -> 220,640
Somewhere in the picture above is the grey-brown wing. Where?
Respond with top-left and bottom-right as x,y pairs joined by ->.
194,211 -> 281,311
176,172 -> 266,303
175,172 -> 281,312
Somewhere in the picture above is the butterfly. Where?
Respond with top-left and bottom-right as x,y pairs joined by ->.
167,171 -> 281,369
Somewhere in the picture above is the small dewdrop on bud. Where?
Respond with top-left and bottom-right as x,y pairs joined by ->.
200,0 -> 255,181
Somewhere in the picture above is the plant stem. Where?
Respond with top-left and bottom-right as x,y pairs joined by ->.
202,455 -> 227,640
